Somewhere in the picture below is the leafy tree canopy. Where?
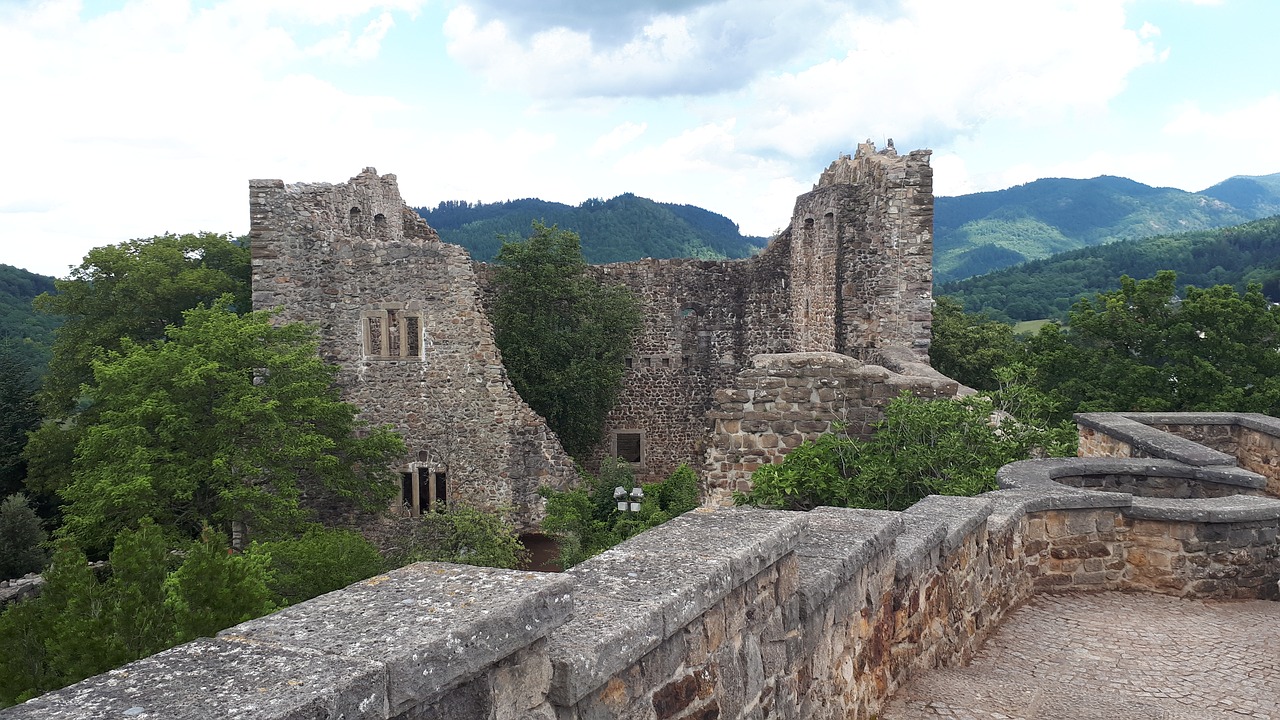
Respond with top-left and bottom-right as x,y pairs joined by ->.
0,493 -> 47,578
0,347 -> 41,498
56,298 -> 402,555
247,525 -> 384,606
491,222 -> 643,458
34,232 -> 250,416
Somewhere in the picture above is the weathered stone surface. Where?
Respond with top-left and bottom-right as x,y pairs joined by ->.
218,562 -> 572,715
250,169 -> 576,530
4,638 -> 387,719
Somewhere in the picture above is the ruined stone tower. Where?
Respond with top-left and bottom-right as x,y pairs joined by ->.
248,169 -> 576,531
249,141 -> 946,520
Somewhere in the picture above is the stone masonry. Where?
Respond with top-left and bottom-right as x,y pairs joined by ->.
250,141 -> 943,526
249,170 -> 577,531
576,141 -> 939,486
9,413 -> 1279,719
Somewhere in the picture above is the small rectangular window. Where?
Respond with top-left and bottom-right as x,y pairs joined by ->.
406,317 -> 421,357
434,471 -> 447,508
387,310 -> 401,357
615,432 -> 642,464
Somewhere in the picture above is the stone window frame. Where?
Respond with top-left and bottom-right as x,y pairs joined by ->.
363,304 -> 424,360
612,430 -> 645,465
398,465 -> 448,516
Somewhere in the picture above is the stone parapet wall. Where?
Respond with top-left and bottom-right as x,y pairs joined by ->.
1077,412 -> 1280,497
13,439 -> 1279,719
703,352 -> 958,505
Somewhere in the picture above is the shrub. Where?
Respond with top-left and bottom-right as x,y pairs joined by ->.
0,493 -> 47,579
248,525 -> 384,606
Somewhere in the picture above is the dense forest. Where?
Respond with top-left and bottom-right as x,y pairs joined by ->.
415,193 -> 767,263
935,172 -> 1280,282
940,215 -> 1280,321
0,264 -> 59,375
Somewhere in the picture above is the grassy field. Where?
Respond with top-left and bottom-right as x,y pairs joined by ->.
1013,319 -> 1052,335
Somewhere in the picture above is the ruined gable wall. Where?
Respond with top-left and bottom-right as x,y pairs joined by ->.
577,239 -> 795,483
249,169 -> 575,531
576,143 -> 935,484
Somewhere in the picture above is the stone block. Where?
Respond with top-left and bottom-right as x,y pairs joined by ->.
218,562 -> 572,716
7,638 -> 387,720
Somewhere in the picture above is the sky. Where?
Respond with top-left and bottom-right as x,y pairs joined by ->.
3,0 -> 1279,278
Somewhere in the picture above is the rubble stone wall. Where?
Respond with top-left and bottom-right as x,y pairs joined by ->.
569,143 -> 936,485
703,352 -> 958,504
15,418 -> 1280,720
248,169 -> 576,531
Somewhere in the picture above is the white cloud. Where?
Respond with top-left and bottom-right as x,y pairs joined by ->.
1160,94 -> 1280,185
0,0 -> 426,276
590,122 -> 649,157
738,0 -> 1161,163
443,0 -> 846,97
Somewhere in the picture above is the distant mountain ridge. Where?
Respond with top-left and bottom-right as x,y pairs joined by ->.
415,194 -> 767,264
0,263 -> 59,373
940,215 -> 1280,322
935,172 -> 1280,282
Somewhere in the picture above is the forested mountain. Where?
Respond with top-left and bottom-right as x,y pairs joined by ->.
935,173 -> 1280,283
415,194 -> 767,263
940,215 -> 1280,321
0,263 -> 59,373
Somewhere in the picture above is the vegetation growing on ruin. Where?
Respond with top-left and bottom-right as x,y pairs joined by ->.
539,461 -> 701,568
736,382 -> 1076,512
491,221 -> 643,458
385,505 -> 530,570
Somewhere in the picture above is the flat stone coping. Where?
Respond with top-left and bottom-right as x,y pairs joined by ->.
3,638 -> 388,719
1126,494 -> 1280,523
218,562 -> 573,716
793,507 -> 902,619
1118,410 -> 1280,438
546,506 -> 808,706
1075,412 -> 1238,466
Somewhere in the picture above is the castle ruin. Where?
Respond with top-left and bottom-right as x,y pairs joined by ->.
248,142 -> 957,526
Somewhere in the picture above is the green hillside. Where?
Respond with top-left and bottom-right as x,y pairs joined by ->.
935,173 -> 1280,282
940,215 -> 1280,321
0,263 -> 59,373
416,194 -> 767,263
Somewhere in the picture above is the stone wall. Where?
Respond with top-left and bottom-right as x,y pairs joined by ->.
249,169 -> 576,531
703,352 -> 958,505
569,142 -> 937,485
14,416 -> 1280,720
1077,412 -> 1280,497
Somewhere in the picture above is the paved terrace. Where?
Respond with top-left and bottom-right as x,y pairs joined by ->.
884,591 -> 1280,720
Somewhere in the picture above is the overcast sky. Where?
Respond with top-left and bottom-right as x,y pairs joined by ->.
3,0 -> 1278,277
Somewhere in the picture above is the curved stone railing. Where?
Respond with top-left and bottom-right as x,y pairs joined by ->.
1077,411 -> 1280,496
6,417 -> 1280,719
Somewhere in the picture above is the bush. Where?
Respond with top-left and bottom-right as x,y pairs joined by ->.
391,506 -> 529,570
737,386 -> 1075,512
540,461 -> 703,568
248,525 -> 385,605
0,493 -> 47,578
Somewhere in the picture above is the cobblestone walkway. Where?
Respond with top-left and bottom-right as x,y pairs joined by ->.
883,592 -> 1280,719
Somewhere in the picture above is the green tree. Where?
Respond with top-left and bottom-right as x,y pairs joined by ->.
106,520 -> 176,662
166,526 -> 276,643
389,505 -> 529,570
248,525 -> 384,605
57,298 -> 403,555
26,233 -> 250,498
34,233 -> 250,416
1027,271 -> 1280,414
0,346 -> 41,499
0,493 -> 48,578
491,222 -> 642,458
930,296 -> 1020,391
